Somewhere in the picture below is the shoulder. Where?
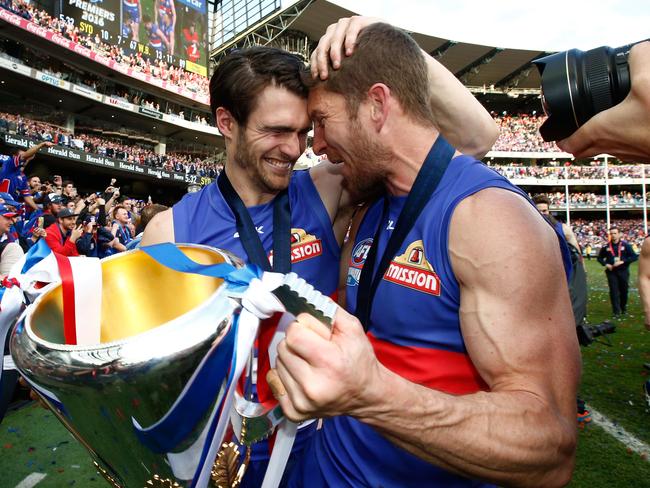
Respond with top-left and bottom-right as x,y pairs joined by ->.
450,188 -> 559,281
141,208 -> 174,245
308,161 -> 345,222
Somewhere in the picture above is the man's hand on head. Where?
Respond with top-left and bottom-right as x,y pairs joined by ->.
311,16 -> 383,80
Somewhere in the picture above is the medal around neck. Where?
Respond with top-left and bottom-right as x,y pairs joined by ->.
10,243 -> 337,487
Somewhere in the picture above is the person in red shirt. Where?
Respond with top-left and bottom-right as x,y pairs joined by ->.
44,208 -> 82,256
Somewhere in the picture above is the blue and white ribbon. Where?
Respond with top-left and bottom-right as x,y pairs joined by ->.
136,243 -> 289,488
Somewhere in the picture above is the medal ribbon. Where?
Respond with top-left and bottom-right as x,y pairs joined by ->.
356,136 -> 455,330
217,170 -> 291,404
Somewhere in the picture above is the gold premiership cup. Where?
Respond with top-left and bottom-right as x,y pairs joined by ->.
11,244 -> 244,487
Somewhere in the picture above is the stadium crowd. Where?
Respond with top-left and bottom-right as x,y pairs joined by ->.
571,218 -> 646,252
492,164 -> 644,180
0,0 -> 209,98
0,42 -> 211,125
0,146 -> 169,275
0,112 -> 223,176
492,112 -> 560,152
539,191 -> 645,207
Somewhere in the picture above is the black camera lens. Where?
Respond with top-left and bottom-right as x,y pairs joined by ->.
533,41 -> 644,142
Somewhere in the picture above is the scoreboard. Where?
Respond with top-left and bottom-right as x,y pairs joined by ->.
58,0 -> 208,76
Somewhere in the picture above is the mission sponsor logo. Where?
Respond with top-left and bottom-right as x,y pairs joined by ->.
269,229 -> 323,265
290,229 -> 322,263
346,237 -> 373,287
383,240 -> 440,295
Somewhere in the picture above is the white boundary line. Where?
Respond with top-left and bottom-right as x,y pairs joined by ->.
587,404 -> 650,459
15,473 -> 47,488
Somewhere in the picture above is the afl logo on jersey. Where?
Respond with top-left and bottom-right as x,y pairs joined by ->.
347,237 -> 373,286
383,240 -> 440,295
270,228 -> 323,265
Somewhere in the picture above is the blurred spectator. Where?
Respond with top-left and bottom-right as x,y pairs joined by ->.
0,0 -> 209,98
0,111 -> 224,176
0,203 -> 24,275
44,208 -> 82,256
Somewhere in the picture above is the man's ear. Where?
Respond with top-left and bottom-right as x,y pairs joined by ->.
215,107 -> 236,139
367,83 -> 390,131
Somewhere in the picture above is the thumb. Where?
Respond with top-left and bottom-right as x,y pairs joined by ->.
266,368 -> 286,398
331,306 -> 365,337
295,312 -> 333,340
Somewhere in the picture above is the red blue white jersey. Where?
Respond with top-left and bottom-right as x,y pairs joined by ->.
173,169 -> 339,298
0,154 -> 29,201
123,0 -> 140,23
173,169 -> 340,486
288,155 -> 531,487
157,0 -> 174,19
146,23 -> 165,50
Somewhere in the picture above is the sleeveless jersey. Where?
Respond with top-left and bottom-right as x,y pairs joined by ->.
290,155 -> 567,487
157,0 -> 174,19
123,0 -> 140,23
0,154 -> 29,202
147,24 -> 164,50
174,169 -> 339,297
173,169 -> 340,486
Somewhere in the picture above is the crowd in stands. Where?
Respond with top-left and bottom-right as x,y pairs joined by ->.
492,113 -> 560,152
571,218 -> 646,252
491,164 -> 645,180
0,112 -> 223,177
534,191 -> 645,207
0,41 -> 210,125
0,0 -> 208,98
0,146 -> 169,274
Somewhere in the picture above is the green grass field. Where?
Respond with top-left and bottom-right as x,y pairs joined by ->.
1,259 -> 649,487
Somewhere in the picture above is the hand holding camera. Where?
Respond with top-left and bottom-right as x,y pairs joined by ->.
536,39 -> 650,162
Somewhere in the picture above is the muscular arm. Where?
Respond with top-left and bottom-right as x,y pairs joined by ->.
272,189 -> 579,487
356,190 -> 579,486
639,238 -> 650,329
140,208 -> 174,245
421,51 -> 497,159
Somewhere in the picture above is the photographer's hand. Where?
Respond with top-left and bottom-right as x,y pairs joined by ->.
557,41 -> 650,162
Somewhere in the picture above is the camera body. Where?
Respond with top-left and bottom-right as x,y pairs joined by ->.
533,40 -> 647,141
577,321 -> 616,347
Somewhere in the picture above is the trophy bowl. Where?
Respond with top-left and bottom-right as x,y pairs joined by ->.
10,244 -> 243,487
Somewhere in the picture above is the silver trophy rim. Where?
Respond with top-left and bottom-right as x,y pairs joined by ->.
21,243 -> 239,353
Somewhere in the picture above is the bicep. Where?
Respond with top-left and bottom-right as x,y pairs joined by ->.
450,189 -> 579,407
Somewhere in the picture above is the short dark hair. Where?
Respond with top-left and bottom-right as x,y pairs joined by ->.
302,23 -> 434,126
533,194 -> 550,206
139,204 -> 168,231
209,46 -> 308,126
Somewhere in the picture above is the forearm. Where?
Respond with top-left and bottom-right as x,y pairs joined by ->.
24,195 -> 38,212
424,52 -> 498,158
22,141 -> 48,160
358,366 -> 575,487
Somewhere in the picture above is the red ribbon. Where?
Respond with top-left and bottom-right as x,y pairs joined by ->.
53,253 -> 77,345
1,277 -> 20,288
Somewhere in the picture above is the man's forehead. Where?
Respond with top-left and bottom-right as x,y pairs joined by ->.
307,88 -> 344,118
252,84 -> 309,127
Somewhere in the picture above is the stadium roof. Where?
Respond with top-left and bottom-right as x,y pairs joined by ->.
212,0 -> 550,92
